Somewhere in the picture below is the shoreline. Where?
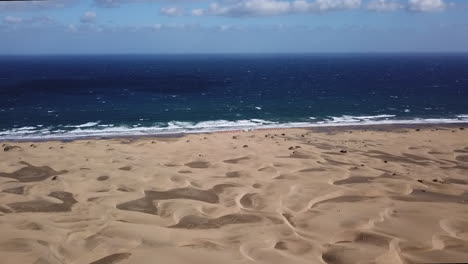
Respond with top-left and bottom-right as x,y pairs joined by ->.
1,121 -> 467,143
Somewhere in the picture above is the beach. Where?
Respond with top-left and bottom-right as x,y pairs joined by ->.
1,125 -> 468,264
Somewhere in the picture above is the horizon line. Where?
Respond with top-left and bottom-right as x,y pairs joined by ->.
2,51 -> 468,56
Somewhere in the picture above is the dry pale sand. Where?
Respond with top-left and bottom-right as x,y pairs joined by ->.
1,126 -> 468,264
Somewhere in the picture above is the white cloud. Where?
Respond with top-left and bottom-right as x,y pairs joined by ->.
80,11 -> 97,23
2,15 -> 57,26
312,0 -> 362,11
292,0 -> 362,12
192,0 -> 362,17
408,0 -> 447,12
151,23 -> 163,30
3,16 -> 23,24
160,6 -> 185,16
95,0 -> 125,8
0,0 -> 77,12
67,24 -> 78,32
213,0 -> 290,16
366,0 -> 402,11
191,8 -> 205,16
65,23 -> 106,33
94,0 -> 171,8
189,0 -> 454,16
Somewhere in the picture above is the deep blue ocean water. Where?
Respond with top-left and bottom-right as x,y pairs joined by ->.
0,54 -> 467,140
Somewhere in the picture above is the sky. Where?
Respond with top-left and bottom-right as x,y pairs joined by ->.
0,0 -> 467,54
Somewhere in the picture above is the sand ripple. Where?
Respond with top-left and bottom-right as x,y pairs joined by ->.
0,126 -> 467,263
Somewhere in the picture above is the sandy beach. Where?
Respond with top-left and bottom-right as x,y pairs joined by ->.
1,125 -> 468,264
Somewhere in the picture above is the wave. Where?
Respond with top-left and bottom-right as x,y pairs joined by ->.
64,121 -> 101,128
324,115 -> 396,123
0,115 -> 467,141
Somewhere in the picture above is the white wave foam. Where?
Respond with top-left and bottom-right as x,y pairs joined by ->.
1,115 -> 467,141
0,128 -> 51,137
168,121 -> 194,127
64,121 -> 101,128
250,119 -> 276,124
327,114 -> 396,123
16,126 -> 36,131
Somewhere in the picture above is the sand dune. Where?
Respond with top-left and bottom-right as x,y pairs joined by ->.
1,126 -> 468,264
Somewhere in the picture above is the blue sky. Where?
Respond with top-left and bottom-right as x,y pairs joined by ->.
1,0 -> 467,54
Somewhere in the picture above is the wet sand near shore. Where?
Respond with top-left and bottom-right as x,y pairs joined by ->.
1,125 -> 468,264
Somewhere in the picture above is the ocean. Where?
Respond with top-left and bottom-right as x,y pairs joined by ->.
0,54 -> 467,140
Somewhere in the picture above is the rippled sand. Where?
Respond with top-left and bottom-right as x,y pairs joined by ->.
1,126 -> 468,264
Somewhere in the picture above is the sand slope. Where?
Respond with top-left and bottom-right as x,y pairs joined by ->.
1,126 -> 468,264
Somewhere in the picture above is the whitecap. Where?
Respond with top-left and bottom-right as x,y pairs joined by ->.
64,121 -> 101,128
1,115 -> 467,141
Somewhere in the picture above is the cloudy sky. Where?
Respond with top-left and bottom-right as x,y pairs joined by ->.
1,0 -> 467,54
